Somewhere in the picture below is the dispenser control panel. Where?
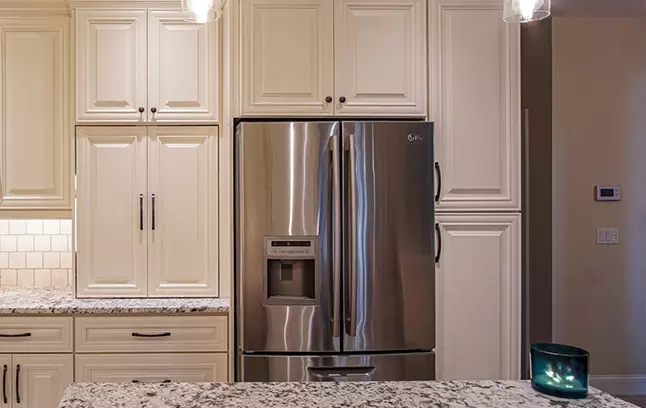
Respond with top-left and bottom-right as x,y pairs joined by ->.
266,239 -> 315,257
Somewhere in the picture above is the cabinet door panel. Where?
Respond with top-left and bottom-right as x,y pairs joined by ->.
75,354 -> 228,383
148,127 -> 218,297
76,127 -> 147,297
77,10 -> 147,122
435,214 -> 520,381
431,0 -> 520,210
335,0 -> 426,116
13,354 -> 73,408
148,10 -> 218,122
0,355 -> 11,408
0,20 -> 70,208
241,0 -> 334,115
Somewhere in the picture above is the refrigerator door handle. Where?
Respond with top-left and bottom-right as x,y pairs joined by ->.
307,366 -> 376,379
330,134 -> 341,338
347,133 -> 358,337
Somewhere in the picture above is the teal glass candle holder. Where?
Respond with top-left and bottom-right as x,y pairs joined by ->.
530,343 -> 589,399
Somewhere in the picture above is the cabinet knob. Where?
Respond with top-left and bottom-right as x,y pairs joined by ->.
339,96 -> 346,103
138,107 -> 145,113
325,96 -> 333,103
151,107 -> 157,114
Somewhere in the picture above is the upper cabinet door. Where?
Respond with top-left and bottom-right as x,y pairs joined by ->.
334,0 -> 426,116
430,0 -> 520,211
76,127 -> 148,298
435,214 -> 521,381
147,127 -> 219,297
76,10 -> 147,122
241,0 -> 334,116
148,10 -> 219,122
0,19 -> 70,209
12,354 -> 73,408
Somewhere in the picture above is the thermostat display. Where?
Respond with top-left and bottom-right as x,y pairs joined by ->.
595,185 -> 621,201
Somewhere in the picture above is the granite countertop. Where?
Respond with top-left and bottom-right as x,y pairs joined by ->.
58,381 -> 636,408
0,287 -> 230,315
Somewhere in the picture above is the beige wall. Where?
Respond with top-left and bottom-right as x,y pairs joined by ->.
552,17 -> 646,375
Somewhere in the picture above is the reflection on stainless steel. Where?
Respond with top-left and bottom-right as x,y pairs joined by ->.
241,353 -> 435,382
236,121 -> 435,382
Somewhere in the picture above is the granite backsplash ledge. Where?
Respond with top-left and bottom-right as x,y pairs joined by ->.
0,286 -> 229,314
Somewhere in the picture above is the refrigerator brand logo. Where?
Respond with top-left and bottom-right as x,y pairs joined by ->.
408,134 -> 424,142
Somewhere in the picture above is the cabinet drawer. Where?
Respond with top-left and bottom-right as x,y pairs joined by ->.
75,353 -> 228,382
0,317 -> 73,353
75,316 -> 227,353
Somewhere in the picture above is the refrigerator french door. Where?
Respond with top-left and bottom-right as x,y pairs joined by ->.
236,121 -> 435,382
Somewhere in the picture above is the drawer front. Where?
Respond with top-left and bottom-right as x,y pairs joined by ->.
0,317 -> 73,353
75,353 -> 228,382
75,316 -> 227,353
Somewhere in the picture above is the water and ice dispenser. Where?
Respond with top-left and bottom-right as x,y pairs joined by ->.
263,237 -> 319,305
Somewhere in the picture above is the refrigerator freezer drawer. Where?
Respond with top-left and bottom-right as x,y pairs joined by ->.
239,352 -> 435,382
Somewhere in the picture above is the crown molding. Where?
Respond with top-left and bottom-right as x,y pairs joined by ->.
0,0 -> 71,16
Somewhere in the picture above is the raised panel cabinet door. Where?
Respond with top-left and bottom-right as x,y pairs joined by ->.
148,10 -> 219,122
76,10 -> 147,122
76,127 -> 147,297
241,0 -> 334,116
0,355 -> 11,408
334,0 -> 426,116
430,0 -> 521,210
435,214 -> 521,381
75,354 -> 228,383
0,19 -> 70,209
147,127 -> 219,297
12,354 -> 73,408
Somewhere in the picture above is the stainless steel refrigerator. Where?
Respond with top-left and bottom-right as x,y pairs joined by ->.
235,121 -> 435,382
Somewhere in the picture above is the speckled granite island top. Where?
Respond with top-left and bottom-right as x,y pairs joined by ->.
58,381 -> 636,408
0,287 -> 229,314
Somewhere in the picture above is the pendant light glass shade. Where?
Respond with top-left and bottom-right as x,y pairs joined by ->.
181,0 -> 227,23
503,0 -> 551,23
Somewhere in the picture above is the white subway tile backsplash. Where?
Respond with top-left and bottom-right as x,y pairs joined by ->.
26,252 -> 43,269
17,269 -> 34,287
26,220 -> 43,234
52,269 -> 68,286
1,236 -> 16,252
9,252 -> 25,269
51,235 -> 67,251
0,220 -> 72,289
43,220 -> 60,234
43,252 -> 60,269
34,235 -> 51,251
1,269 -> 17,286
34,269 -> 52,287
17,235 -> 34,252
9,220 -> 26,235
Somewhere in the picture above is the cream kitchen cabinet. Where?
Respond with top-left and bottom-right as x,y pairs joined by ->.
0,354 -> 73,408
434,213 -> 521,381
0,18 -> 71,210
76,126 -> 219,298
76,9 -> 218,123
430,0 -> 520,211
239,0 -> 426,117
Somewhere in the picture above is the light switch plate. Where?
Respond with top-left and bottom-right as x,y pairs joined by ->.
597,228 -> 619,245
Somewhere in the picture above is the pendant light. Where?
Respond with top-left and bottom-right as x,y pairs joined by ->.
503,0 -> 551,22
181,0 -> 227,23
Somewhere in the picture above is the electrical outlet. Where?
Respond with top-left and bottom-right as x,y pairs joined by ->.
597,228 -> 619,245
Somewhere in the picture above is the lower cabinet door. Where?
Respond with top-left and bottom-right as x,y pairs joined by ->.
0,355 -> 11,408
75,354 -> 228,383
12,354 -> 73,408
435,214 -> 521,381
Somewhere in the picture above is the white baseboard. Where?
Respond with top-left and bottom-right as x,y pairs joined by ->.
591,375 -> 646,396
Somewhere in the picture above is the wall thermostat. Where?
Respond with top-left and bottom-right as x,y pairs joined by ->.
595,185 -> 621,201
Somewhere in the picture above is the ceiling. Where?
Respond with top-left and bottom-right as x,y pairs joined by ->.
552,0 -> 646,17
